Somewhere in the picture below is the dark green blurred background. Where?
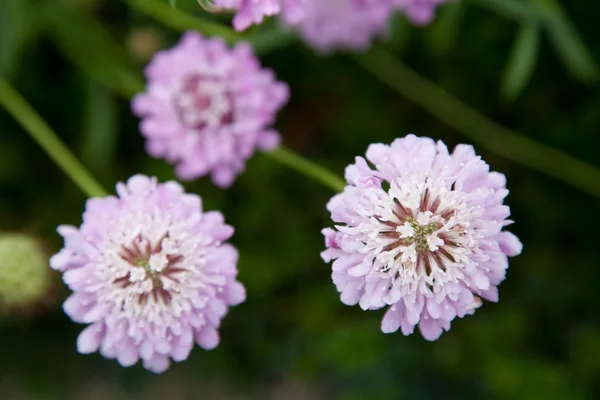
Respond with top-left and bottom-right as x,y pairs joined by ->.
1,0 -> 600,399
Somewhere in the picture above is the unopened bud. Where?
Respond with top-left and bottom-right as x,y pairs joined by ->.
0,234 -> 50,309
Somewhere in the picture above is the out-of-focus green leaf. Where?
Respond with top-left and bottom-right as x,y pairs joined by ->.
427,0 -> 466,54
0,0 -> 30,76
387,14 -> 411,53
533,0 -> 599,84
168,0 -> 176,8
81,81 -> 118,174
355,46 -> 600,200
469,0 -> 539,21
501,21 -> 541,101
40,2 -> 144,98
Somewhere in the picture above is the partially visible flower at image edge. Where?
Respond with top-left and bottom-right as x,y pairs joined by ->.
282,0 -> 397,53
321,135 -> 522,340
132,32 -> 289,188
50,175 -> 246,373
207,0 -> 306,31
280,0 -> 452,53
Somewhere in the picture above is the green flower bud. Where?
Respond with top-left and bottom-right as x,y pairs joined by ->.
0,234 -> 50,309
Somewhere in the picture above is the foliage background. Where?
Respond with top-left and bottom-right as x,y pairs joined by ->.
1,0 -> 600,399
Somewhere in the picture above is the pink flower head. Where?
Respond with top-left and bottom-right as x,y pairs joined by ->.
284,0 -> 396,53
394,0 -> 450,25
321,135 -> 522,341
132,32 -> 289,188
209,0 -> 306,31
50,175 -> 246,373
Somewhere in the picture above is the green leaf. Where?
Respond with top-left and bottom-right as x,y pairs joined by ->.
168,0 -> 176,8
501,21 -> 541,101
0,0 -> 30,76
427,0 -> 466,54
40,2 -> 144,98
533,0 -> 599,83
469,0 -> 539,21
81,81 -> 118,174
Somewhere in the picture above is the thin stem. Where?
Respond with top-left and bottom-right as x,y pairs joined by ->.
354,47 -> 600,200
265,148 -> 346,192
46,7 -> 344,193
122,0 -> 297,54
0,76 -> 108,198
123,0 -> 241,43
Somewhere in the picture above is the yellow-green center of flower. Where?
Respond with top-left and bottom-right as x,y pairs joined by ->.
402,217 -> 443,252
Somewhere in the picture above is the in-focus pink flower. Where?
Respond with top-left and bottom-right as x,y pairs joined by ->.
210,0 -> 306,31
321,135 -> 522,341
50,175 -> 246,373
132,32 -> 289,188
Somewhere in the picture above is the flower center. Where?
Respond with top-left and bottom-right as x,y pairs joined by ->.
114,233 -> 184,304
401,216 -> 443,252
172,74 -> 233,130
360,177 -> 476,284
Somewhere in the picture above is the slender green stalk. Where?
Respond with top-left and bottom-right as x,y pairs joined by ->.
266,148 -> 346,192
0,76 -> 108,198
354,47 -> 600,199
44,3 -> 343,193
122,0 -> 297,54
123,0 -> 242,43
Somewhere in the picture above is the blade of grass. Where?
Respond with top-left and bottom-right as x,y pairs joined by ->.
354,46 -> 600,200
501,20 -> 541,101
533,0 -> 599,83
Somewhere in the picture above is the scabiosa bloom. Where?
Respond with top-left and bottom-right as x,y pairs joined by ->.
321,135 -> 522,341
132,32 -> 289,188
208,0 -> 306,31
394,0 -> 450,25
284,0 -> 396,53
50,175 -> 246,373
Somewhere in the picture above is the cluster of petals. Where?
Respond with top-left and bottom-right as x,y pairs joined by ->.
285,0 -> 397,53
321,135 -> 522,341
209,0 -> 306,31
50,175 -> 246,373
208,0 -> 451,52
132,32 -> 289,188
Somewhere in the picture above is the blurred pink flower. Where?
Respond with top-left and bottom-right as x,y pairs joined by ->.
210,0 -> 306,30
284,0 -> 396,53
133,32 -> 289,188
322,135 -> 522,340
51,175 -> 246,372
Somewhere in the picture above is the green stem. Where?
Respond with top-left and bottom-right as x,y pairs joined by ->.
265,147 -> 346,192
46,4 -> 343,193
122,0 -> 297,54
0,76 -> 108,198
123,0 -> 242,43
354,47 -> 600,200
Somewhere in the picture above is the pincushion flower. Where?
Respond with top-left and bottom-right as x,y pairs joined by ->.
284,0 -> 396,53
50,175 -> 246,373
208,0 -> 306,31
321,135 -> 522,340
132,32 -> 289,188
